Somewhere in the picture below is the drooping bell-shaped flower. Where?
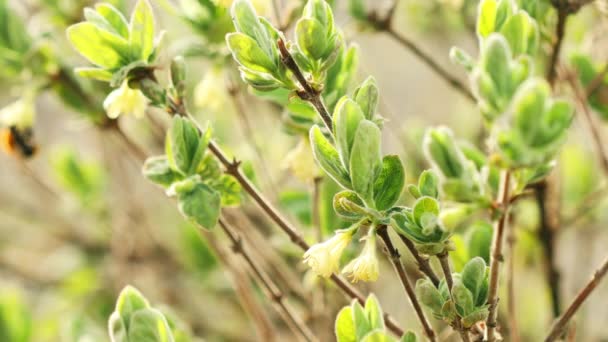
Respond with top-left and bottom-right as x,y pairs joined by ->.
0,97 -> 36,129
342,231 -> 380,283
303,229 -> 353,278
103,81 -> 149,119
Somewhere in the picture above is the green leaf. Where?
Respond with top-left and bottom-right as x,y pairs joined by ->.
461,307 -> 489,328
452,280 -> 475,316
481,34 -> 512,98
129,0 -> 155,61
296,18 -> 328,60
352,301 -> 371,341
364,294 -> 384,331
335,306 -> 356,342
67,22 -> 129,69
401,331 -> 418,342
0,290 -> 32,342
423,127 -> 464,179
477,0 -> 496,38
211,175 -> 242,206
310,125 -> 352,189
333,97 -> 365,166
165,117 -> 203,175
177,182 -> 221,229
333,190 -> 367,221
349,120 -> 382,204
75,67 -> 114,82
128,308 -> 175,342
467,222 -> 492,263
418,169 -> 439,198
109,312 -> 127,342
142,156 -> 181,187
353,77 -> 379,120
227,33 -> 276,73
96,3 -> 130,38
500,12 -> 538,56
373,155 -> 405,211
461,257 -> 486,300
412,197 -> 440,235
115,286 -> 150,330
415,279 -> 444,313
231,0 -> 274,58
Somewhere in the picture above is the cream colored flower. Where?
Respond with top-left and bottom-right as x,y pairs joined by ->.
0,97 -> 36,129
283,138 -> 321,182
342,232 -> 380,283
194,68 -> 229,113
103,81 -> 149,119
303,230 -> 353,278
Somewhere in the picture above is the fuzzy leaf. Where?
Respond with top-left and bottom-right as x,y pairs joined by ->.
335,307 -> 356,342
128,308 -> 175,342
310,125 -> 352,188
349,120 -> 382,204
67,22 -> 129,69
364,295 -> 384,331
227,33 -> 276,73
129,0 -> 155,61
177,182 -> 221,229
354,77 -> 379,120
373,155 -> 405,211
333,97 -> 365,166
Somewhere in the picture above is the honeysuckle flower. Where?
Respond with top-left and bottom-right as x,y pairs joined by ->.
342,231 -> 379,283
303,229 -> 354,278
282,138 -> 321,182
0,97 -> 36,129
194,68 -> 230,112
103,81 -> 149,119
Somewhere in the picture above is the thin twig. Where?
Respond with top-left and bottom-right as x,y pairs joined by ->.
486,170 -> 512,341
534,180 -> 562,317
398,234 -> 440,287
506,218 -> 521,342
377,225 -> 437,342
158,79 -> 406,336
438,251 -> 471,342
544,256 -> 608,342
277,39 -> 333,132
546,6 -> 569,86
203,231 -> 277,341
217,218 -> 316,342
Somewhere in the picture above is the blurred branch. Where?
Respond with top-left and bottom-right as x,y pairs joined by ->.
561,184 -> 608,226
544,256 -> 608,342
217,218 -> 316,342
203,229 -> 278,341
367,0 -> 475,102
377,225 -> 437,342
486,170 -> 512,342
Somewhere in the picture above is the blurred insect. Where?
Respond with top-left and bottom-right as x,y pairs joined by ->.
0,126 -> 37,158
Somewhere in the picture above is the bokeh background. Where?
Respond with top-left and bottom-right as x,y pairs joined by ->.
1,0 -> 607,341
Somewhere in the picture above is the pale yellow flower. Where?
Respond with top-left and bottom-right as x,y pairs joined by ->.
283,138 -> 321,182
103,81 -> 149,119
0,97 -> 36,129
342,233 -> 380,283
303,230 -> 353,278
194,68 -> 229,113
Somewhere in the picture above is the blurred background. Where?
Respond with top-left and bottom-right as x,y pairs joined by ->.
0,0 -> 607,341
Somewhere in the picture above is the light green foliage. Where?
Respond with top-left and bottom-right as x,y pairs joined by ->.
294,0 -> 343,77
227,0 -> 292,91
310,78 -> 404,213
0,0 -> 31,78
0,289 -> 32,342
67,0 -> 160,83
423,127 -> 486,202
570,53 -> 608,120
416,257 -> 490,328
108,286 -> 175,342
335,295 -> 417,342
51,146 -> 106,208
477,0 -> 539,56
496,78 -> 573,167
390,197 -> 451,255
143,117 -> 242,229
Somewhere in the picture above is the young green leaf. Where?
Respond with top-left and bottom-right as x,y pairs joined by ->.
142,156 -> 180,187
412,196 -> 440,235
226,33 -> 277,73
365,294 -> 385,331
349,120 -> 382,204
352,301 -> 371,341
129,0 -> 155,61
461,257 -> 487,300
95,3 -> 130,38
67,22 -> 129,69
415,279 -> 444,313
333,190 -> 367,221
165,117 -> 203,175
177,182 -> 221,230
335,306 -> 356,342
333,97 -> 365,165
115,286 -> 150,330
353,77 -> 379,120
373,155 -> 405,211
361,331 -> 397,342
127,309 -> 175,342
310,125 -> 352,189
418,169 -> 439,198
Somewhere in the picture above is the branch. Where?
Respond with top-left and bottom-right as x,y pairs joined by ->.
377,225 -> 437,342
397,234 -> 440,287
486,170 -> 512,341
546,7 -> 568,86
217,218 -> 316,341
158,78 -> 406,337
544,256 -> 608,342
506,219 -> 521,342
438,252 -> 471,342
277,39 -> 333,132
